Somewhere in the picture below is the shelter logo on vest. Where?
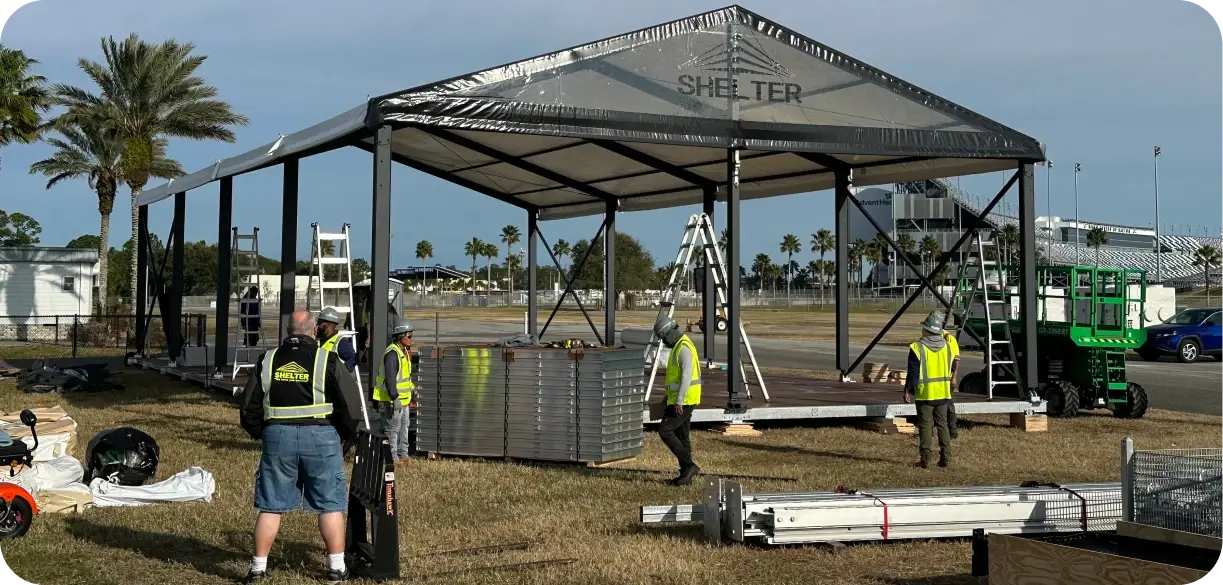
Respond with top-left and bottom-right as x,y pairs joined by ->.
273,361 -> 311,383
675,37 -> 803,104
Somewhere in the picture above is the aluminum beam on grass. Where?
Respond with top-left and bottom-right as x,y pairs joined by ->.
642,479 -> 1120,545
643,397 -> 1044,424
214,177 -> 233,374
843,171 -> 1022,382
537,220 -> 606,345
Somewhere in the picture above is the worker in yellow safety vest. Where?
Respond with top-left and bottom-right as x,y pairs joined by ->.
374,317 -> 414,461
654,315 -> 702,486
904,311 -> 955,468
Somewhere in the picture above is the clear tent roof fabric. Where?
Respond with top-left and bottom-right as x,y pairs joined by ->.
138,5 -> 1043,220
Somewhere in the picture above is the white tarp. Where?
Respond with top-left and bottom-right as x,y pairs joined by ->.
89,467 -> 216,507
24,432 -> 73,462
9,455 -> 90,497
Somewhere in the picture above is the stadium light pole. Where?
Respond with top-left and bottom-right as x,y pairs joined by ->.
1154,146 -> 1162,282
1074,162 -> 1082,265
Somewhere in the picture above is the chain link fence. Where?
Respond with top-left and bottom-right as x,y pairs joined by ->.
1129,447 -> 1223,537
0,313 -> 209,360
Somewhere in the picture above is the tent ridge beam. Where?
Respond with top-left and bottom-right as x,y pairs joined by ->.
796,152 -> 849,170
587,139 -> 718,189
511,151 -> 786,197
421,127 -> 615,203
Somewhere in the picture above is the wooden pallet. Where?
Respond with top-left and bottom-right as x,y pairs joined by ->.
1009,413 -> 1048,432
424,451 -> 637,468
859,417 -> 916,435
712,422 -> 763,437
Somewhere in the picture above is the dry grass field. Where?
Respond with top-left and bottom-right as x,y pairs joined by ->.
1,371 -> 1217,585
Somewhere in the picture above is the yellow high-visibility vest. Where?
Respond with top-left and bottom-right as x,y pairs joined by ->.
910,341 -> 953,401
320,333 -> 340,353
373,343 -> 413,405
259,348 -> 332,419
664,335 -> 702,406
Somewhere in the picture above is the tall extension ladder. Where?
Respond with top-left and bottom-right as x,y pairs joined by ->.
230,227 -> 263,380
307,223 -> 372,432
644,213 -> 769,403
944,229 -> 1022,399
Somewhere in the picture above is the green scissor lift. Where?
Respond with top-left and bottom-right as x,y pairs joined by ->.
957,264 -> 1149,419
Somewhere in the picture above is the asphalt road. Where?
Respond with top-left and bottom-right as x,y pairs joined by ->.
210,316 -> 1222,416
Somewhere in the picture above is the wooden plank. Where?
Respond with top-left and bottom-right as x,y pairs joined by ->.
0,406 -> 67,423
988,533 -> 1208,585
1117,521 -> 1223,552
1009,413 -> 1048,432
859,417 -> 916,435
712,423 -> 763,437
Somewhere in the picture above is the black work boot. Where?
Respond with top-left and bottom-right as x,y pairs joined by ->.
918,455 -> 932,469
938,456 -> 950,468
671,465 -> 701,486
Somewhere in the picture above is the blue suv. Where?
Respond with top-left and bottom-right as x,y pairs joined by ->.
1138,307 -> 1222,363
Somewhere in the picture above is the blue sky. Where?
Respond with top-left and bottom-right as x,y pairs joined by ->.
1,0 -> 1220,269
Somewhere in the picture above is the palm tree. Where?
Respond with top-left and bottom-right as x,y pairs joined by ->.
850,239 -> 867,296
482,242 -> 498,294
896,233 -> 916,283
30,124 -> 183,304
0,45 -> 52,173
810,229 -> 833,304
864,242 -> 884,294
415,240 -> 434,302
779,234 -> 801,307
805,260 -> 819,296
54,34 -> 249,303
718,228 -> 729,258
500,224 -> 520,297
1001,223 -> 1021,265
919,235 -> 941,299
464,238 -> 484,291
552,238 -> 570,287
752,253 -> 772,294
1193,245 -> 1221,304
1085,227 -> 1108,268
873,232 -> 891,289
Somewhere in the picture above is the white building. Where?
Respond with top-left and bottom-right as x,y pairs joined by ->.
0,247 -> 99,320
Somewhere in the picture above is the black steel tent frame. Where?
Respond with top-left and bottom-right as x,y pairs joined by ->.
132,6 -> 1045,409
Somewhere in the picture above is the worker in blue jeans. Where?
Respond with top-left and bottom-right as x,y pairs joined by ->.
240,311 -> 363,584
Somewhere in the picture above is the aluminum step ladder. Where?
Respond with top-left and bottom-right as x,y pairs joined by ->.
229,227 -> 263,380
306,223 -> 372,432
644,213 -> 768,403
944,230 -> 1023,399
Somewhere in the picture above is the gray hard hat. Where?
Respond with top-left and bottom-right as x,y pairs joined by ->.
390,317 -> 414,337
921,311 -> 945,335
318,306 -> 343,324
653,316 -> 679,340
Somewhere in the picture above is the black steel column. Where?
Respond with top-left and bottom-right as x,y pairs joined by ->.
834,169 -> 851,377
527,210 -> 538,338
169,192 -> 186,361
604,200 -> 616,346
279,158 -> 299,342
726,148 -> 743,408
370,126 -> 393,367
135,205 -> 149,355
214,177 -> 233,373
1018,162 -> 1038,396
702,186 -> 716,361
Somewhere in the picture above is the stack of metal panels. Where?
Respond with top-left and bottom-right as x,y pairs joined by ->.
415,346 -> 645,463
415,346 -> 507,458
642,478 -> 1124,545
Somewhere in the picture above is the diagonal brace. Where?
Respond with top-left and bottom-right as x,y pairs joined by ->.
537,222 -> 606,345
844,171 -> 1022,382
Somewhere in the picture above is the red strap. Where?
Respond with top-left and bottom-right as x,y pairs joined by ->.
835,487 -> 889,540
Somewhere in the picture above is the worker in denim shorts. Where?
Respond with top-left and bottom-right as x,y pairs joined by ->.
240,310 -> 363,584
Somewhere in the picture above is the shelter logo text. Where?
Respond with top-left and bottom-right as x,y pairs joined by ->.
273,361 -> 311,383
676,37 -> 802,104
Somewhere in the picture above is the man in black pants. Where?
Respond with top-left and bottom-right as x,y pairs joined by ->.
654,316 -> 701,486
